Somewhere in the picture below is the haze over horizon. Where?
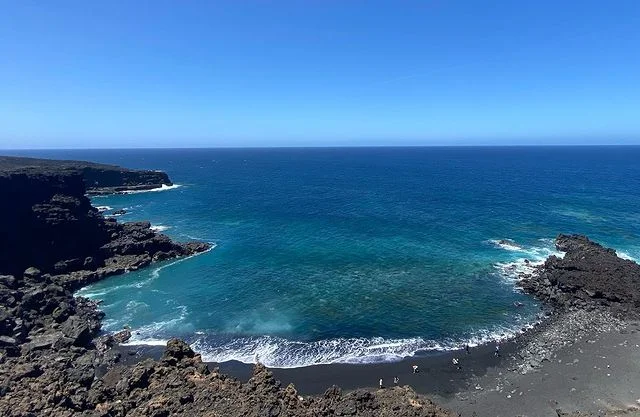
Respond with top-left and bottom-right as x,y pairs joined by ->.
1,1 -> 639,149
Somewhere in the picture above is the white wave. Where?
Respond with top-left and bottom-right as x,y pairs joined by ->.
121,184 -> 182,194
617,251 -> 639,262
184,234 -> 216,241
95,205 -> 113,212
494,258 -> 544,282
138,243 -> 217,287
187,320 -> 537,368
150,224 -> 170,232
76,243 -> 216,296
122,338 -> 169,347
491,237 -> 565,283
121,305 -> 190,346
488,239 -> 523,252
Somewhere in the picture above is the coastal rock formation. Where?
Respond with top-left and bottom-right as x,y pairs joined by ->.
0,162 -> 208,281
519,234 -> 640,317
0,155 -> 172,195
85,340 -> 455,417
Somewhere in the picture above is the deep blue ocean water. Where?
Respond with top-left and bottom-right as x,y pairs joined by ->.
7,147 -> 640,367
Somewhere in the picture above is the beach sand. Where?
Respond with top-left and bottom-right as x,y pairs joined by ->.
117,316 -> 640,416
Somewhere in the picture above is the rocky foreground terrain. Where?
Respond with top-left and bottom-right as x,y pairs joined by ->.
519,234 -> 640,318
2,156 -> 640,416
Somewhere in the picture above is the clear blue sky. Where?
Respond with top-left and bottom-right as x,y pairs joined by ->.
1,0 -> 639,148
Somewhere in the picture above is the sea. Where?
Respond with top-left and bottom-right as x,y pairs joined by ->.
7,146 -> 640,368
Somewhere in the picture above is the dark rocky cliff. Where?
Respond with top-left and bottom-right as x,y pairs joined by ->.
0,169 -> 108,276
0,165 -> 207,280
0,156 -> 172,195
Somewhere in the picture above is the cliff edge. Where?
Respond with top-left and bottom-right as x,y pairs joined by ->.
0,155 -> 172,195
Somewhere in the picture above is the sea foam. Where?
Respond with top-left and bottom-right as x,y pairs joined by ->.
122,184 -> 182,194
185,320 -> 538,368
150,224 -> 170,232
490,237 -> 564,283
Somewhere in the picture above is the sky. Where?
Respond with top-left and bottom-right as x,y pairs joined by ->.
1,0 -> 639,149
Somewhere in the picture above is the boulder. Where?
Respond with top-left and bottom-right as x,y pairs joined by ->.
0,275 -> 17,289
23,267 -> 42,282
22,332 -> 63,352
162,338 -> 195,365
13,363 -> 43,379
112,329 -> 132,344
61,316 -> 92,347
0,335 -> 17,347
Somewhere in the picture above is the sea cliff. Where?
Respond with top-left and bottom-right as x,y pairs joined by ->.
0,156 -> 172,195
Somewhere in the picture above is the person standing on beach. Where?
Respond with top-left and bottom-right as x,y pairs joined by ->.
393,376 -> 399,385
379,378 -> 383,389
495,343 -> 500,357
465,344 -> 470,354
412,364 -> 418,373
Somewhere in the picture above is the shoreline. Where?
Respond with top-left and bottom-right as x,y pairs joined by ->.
114,306 -> 640,416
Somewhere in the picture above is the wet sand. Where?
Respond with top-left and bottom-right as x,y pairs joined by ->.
215,318 -> 640,416
117,317 -> 640,416
216,341 -> 515,397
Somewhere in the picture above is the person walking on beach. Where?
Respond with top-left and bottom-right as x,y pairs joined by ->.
412,364 -> 418,373
393,376 -> 399,385
452,357 -> 461,370
379,378 -> 383,389
494,343 -> 501,357
465,344 -> 470,355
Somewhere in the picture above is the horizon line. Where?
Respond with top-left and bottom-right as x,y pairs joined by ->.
2,143 -> 640,151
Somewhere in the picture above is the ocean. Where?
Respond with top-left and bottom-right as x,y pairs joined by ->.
8,147 -> 640,368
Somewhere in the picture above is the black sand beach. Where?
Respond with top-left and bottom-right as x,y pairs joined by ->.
116,308 -> 640,416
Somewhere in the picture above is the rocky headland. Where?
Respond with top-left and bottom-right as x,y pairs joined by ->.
1,156 -> 640,416
0,156 -> 173,196
519,234 -> 640,318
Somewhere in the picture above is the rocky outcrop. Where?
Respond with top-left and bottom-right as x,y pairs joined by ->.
519,234 -> 640,317
1,335 -> 455,417
0,162 -> 208,281
0,155 -> 172,195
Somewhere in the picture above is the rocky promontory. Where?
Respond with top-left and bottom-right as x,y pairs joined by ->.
0,156 -> 172,195
519,234 -> 640,317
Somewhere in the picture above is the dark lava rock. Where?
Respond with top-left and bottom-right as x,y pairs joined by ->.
112,329 -> 132,344
23,267 -> 41,279
519,234 -> 640,317
60,315 -> 92,347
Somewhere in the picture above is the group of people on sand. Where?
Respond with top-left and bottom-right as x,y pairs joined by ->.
377,342 -> 502,388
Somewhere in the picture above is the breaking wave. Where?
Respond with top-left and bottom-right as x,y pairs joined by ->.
120,316 -> 540,368
121,184 -> 182,194
490,237 -> 564,282
185,319 -> 537,368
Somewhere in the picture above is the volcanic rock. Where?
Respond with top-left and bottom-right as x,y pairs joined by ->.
519,234 -> 640,317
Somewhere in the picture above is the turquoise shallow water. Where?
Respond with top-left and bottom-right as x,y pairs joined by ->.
8,147 -> 640,367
